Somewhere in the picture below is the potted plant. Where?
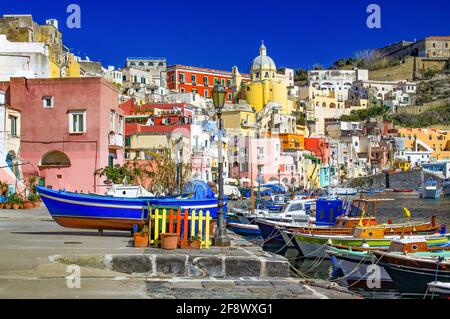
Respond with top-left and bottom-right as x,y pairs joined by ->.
27,193 -> 40,208
134,225 -> 149,248
160,232 -> 179,250
9,193 -> 23,210
189,236 -> 201,249
3,202 -> 11,209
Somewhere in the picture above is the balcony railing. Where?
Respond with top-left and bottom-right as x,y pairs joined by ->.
109,133 -> 124,149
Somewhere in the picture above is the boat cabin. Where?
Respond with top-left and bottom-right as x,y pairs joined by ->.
352,226 -> 386,239
389,238 -> 428,253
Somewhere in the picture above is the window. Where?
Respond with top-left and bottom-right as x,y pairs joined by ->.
110,111 -> 115,131
180,88 -> 185,93
122,75 -> 127,81
171,74 -> 175,82
43,96 -> 53,108
69,111 -> 86,133
203,76 -> 208,86
204,90 -> 209,97
214,78 -> 219,85
221,79 -> 225,86
265,72 -> 269,78
133,75 -> 137,82
148,62 -> 154,66
227,80 -> 231,87
192,75 -> 197,84
9,115 -> 18,137
179,73 -> 185,83
138,62 -> 144,66
141,77 -> 146,84
228,93 -> 232,100
118,115 -> 124,135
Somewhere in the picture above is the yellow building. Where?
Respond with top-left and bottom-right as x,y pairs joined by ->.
222,108 -> 257,137
398,128 -> 450,161
66,53 -> 81,77
239,43 -> 292,114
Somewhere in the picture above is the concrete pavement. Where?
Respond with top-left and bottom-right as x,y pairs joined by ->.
0,207 -> 360,299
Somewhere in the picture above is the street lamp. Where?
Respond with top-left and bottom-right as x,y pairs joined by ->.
211,84 -> 230,246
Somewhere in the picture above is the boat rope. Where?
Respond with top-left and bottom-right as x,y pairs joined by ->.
345,254 -> 384,289
261,226 -> 283,244
329,253 -> 369,283
272,231 -> 297,254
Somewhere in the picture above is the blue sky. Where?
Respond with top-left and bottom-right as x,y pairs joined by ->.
1,0 -> 449,72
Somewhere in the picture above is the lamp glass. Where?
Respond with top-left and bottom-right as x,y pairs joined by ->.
212,84 -> 226,110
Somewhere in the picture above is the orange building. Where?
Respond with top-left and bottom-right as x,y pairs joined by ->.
267,132 -> 304,152
166,65 -> 250,101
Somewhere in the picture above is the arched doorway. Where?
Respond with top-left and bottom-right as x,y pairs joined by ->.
40,151 -> 71,167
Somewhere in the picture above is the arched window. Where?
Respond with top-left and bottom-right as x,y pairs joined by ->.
330,103 -> 336,108
265,72 -> 270,78
322,102 -> 327,108
148,62 -> 154,66
138,62 -> 144,66
158,62 -> 164,66
40,151 -> 71,167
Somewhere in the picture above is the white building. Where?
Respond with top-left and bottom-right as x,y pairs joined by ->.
0,34 -> 50,81
0,91 -> 22,185
103,66 -> 123,87
308,69 -> 369,100
350,80 -> 417,110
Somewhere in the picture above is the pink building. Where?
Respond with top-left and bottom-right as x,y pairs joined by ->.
9,77 -> 124,193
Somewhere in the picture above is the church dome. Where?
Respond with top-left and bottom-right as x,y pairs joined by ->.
251,42 -> 277,80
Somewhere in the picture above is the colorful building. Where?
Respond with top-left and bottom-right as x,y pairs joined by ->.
8,77 -> 124,193
398,128 -> 450,162
167,64 -> 250,101
304,137 -> 330,165
238,43 -> 293,114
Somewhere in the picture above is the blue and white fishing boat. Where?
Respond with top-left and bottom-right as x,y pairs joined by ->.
421,179 -> 442,199
442,179 -> 450,197
36,181 -> 225,231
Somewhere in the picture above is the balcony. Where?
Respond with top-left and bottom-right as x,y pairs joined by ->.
109,133 -> 124,149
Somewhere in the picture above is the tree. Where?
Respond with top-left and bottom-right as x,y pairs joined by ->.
146,148 -> 192,195
311,63 -> 324,70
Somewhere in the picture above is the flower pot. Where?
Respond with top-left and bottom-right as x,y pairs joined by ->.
4,203 -> 10,209
134,232 -> 149,248
179,239 -> 190,249
23,201 -> 33,209
32,201 -> 41,208
12,204 -> 19,210
160,233 -> 178,250
189,240 -> 201,249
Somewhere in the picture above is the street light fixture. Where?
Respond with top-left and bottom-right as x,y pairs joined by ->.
211,84 -> 230,247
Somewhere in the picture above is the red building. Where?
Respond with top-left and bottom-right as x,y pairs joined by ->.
7,77 -> 124,193
304,137 -> 330,165
166,65 -> 250,101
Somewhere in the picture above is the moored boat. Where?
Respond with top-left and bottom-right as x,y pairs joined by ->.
37,184 -> 224,231
226,222 -> 260,236
373,250 -> 450,298
421,179 -> 442,199
326,238 -> 450,290
427,281 -> 450,299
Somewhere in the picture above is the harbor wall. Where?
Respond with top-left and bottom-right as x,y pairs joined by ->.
345,169 -> 444,189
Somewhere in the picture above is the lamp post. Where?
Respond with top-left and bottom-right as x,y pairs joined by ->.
212,84 -> 230,246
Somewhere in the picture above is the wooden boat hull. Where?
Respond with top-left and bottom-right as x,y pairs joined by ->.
373,251 -> 450,297
292,234 -> 449,259
37,186 -> 224,231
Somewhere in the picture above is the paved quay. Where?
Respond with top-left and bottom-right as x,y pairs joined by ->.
0,207 -> 361,299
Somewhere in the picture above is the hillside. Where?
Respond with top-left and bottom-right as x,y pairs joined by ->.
390,104 -> 450,128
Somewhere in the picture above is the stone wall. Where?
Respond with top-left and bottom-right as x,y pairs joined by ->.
345,168 -> 444,189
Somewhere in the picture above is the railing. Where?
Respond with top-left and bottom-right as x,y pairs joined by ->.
141,205 -> 212,249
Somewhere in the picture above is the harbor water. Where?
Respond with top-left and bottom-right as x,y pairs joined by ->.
249,193 -> 450,299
